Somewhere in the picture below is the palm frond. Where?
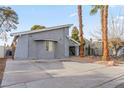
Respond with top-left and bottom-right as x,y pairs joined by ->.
90,5 -> 103,15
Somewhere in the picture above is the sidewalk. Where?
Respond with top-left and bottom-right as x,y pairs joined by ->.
1,59 -> 124,88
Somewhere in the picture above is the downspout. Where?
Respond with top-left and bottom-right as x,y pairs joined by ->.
27,35 -> 29,59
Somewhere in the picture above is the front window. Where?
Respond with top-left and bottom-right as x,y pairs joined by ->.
45,41 -> 54,52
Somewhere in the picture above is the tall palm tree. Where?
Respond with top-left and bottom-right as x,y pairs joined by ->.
90,5 -> 109,61
90,5 -> 104,54
78,5 -> 84,57
102,5 -> 109,61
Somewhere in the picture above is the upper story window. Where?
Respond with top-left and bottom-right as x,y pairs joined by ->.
45,41 -> 54,52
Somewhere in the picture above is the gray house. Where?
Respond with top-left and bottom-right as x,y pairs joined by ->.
117,47 -> 124,57
11,24 -> 80,59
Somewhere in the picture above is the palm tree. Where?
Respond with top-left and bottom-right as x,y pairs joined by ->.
102,5 -> 109,61
78,5 -> 84,57
90,5 -> 109,61
90,5 -> 104,53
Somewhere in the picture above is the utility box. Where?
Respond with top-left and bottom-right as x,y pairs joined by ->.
0,46 -> 5,58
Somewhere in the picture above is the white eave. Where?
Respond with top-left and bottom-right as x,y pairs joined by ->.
66,36 -> 80,46
10,24 -> 73,37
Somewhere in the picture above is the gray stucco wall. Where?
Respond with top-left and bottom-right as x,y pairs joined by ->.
117,47 -> 124,56
15,35 -> 28,59
63,28 -> 69,57
35,41 -> 56,59
15,27 -> 70,59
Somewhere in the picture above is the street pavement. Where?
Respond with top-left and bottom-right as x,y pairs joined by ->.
1,59 -> 124,88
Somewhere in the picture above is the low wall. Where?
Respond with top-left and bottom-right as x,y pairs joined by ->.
0,46 -> 5,58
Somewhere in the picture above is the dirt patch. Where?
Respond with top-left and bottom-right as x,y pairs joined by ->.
63,56 -> 101,63
64,56 -> 123,65
0,58 -> 7,86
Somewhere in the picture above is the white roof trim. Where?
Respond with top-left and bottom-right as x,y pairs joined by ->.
67,36 -> 80,46
11,24 -> 73,36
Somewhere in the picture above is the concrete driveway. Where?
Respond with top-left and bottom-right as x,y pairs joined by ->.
1,59 -> 124,88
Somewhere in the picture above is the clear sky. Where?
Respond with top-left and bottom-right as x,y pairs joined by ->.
0,5 -> 124,45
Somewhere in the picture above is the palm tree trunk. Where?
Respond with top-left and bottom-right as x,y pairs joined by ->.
100,8 -> 104,56
78,5 -> 84,57
102,5 -> 110,61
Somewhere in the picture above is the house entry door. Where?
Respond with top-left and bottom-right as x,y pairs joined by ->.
69,46 -> 75,56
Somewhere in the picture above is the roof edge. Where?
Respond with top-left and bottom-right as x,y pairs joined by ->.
67,36 -> 80,46
11,24 -> 73,37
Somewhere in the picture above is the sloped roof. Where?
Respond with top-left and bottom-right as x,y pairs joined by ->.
10,24 -> 73,37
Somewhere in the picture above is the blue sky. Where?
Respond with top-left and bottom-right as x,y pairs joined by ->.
0,5 -> 124,45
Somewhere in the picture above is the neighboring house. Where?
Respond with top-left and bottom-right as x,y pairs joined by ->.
0,45 -> 13,58
83,38 -> 91,56
117,47 -> 124,57
11,24 -> 80,60
92,39 -> 103,56
5,45 -> 13,58
92,39 -> 113,56
86,39 -> 124,57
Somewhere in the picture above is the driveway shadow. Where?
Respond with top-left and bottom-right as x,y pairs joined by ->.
2,59 -> 124,88
23,71 -> 121,88
115,83 -> 124,88
34,61 -> 65,70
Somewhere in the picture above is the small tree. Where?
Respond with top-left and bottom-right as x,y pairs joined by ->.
109,38 -> 124,57
31,25 -> 46,30
71,26 -> 80,42
108,17 -> 124,57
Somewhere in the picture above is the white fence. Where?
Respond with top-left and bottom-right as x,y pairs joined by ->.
0,46 -> 5,58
